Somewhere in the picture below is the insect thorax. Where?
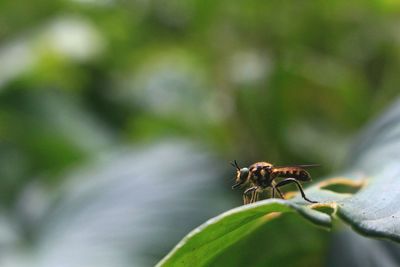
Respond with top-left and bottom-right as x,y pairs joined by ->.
249,162 -> 273,188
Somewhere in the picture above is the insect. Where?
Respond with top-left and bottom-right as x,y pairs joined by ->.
231,160 -> 319,204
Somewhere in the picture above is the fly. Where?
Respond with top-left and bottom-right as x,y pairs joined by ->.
231,160 -> 319,204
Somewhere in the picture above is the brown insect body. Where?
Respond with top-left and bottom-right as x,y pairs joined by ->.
271,167 -> 311,182
231,160 -> 318,204
248,162 -> 273,188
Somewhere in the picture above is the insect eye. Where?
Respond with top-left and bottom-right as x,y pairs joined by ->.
240,168 -> 249,179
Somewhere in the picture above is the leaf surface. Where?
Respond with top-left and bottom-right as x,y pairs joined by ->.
158,99 -> 400,266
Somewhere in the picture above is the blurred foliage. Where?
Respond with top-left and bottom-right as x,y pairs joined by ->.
1,0 -> 400,265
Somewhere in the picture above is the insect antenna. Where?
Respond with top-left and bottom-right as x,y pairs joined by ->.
230,160 -> 240,171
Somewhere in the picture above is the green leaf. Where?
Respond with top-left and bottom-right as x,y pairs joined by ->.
156,177 -> 359,267
157,99 -> 400,267
156,199 -> 331,267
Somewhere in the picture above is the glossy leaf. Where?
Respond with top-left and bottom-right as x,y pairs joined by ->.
158,98 -> 400,266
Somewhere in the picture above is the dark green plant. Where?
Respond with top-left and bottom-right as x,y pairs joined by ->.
158,98 -> 400,266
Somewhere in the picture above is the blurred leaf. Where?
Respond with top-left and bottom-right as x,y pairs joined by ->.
337,98 -> 400,241
1,142 -> 232,267
158,98 -> 400,266
327,229 -> 400,267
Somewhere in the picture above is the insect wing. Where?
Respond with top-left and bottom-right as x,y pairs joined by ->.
273,164 -> 320,169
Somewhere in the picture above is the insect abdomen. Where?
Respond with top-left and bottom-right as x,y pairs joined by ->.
273,168 -> 311,181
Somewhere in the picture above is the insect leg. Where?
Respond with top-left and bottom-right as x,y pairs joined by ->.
271,180 -> 284,199
275,186 -> 285,199
250,190 -> 260,204
243,194 -> 249,205
275,178 -> 317,203
243,190 -> 253,204
243,186 -> 257,205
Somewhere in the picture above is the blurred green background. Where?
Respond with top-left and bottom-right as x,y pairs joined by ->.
1,1 -> 400,266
